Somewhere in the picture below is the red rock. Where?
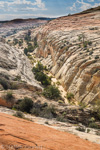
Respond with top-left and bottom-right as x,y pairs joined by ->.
0,113 -> 100,150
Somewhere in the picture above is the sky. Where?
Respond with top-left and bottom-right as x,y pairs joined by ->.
0,0 -> 100,21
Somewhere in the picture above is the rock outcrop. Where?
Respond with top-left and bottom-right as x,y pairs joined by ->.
0,112 -> 100,150
0,41 -> 40,88
32,8 -> 100,104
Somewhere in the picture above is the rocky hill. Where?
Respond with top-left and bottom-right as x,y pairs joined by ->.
32,7 -> 100,104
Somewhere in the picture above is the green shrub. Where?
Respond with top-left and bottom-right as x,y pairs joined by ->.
13,111 -> 24,118
11,82 -> 18,89
13,38 -> 18,45
31,107 -> 40,116
0,78 -> 9,90
14,75 -> 21,81
24,48 -> 28,55
33,37 -> 38,48
56,81 -> 61,86
89,122 -> 99,129
83,41 -> 88,48
89,117 -> 95,123
92,100 -> 100,120
35,72 -> 51,85
87,49 -> 89,52
56,115 -> 65,122
27,44 -> 35,52
24,34 -> 38,54
87,129 -> 90,133
5,91 -> 14,102
40,105 -> 56,119
58,100 -> 64,104
31,104 -> 56,119
89,51 -> 93,55
96,130 -> 100,136
19,39 -> 23,46
83,41 -> 92,48
88,41 -> 92,46
24,33 -> 31,42
45,121 -> 49,124
66,92 -> 74,100
32,62 -> 51,86
95,55 -> 99,59
19,97 -> 33,113
32,62 -> 44,73
43,85 -> 61,100
76,126 -> 86,132
78,101 -> 87,109
0,77 -> 18,90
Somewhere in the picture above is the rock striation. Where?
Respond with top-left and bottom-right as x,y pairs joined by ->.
0,41 -> 41,89
32,8 -> 100,104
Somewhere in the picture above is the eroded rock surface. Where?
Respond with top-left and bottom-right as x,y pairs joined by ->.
0,113 -> 100,150
0,42 -> 40,88
32,10 -> 100,104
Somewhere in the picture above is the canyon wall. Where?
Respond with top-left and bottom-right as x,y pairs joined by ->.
32,11 -> 100,103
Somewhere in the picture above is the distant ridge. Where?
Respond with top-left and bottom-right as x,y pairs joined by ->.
0,17 -> 55,23
79,5 -> 100,14
37,17 -> 56,21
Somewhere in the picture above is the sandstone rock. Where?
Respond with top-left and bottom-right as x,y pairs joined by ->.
0,112 -> 100,150
32,10 -> 100,104
0,42 -> 41,89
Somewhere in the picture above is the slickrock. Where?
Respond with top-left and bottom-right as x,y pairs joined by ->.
0,113 -> 100,150
32,8 -> 100,104
0,42 -> 41,88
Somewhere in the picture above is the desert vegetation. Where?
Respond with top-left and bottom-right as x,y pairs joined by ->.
43,85 -> 61,100
32,62 -> 51,86
24,31 -> 38,55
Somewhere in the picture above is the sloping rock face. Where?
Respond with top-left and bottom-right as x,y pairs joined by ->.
32,10 -> 100,104
0,41 -> 40,88
0,112 -> 100,150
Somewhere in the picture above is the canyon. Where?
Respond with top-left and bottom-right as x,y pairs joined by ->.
31,8 -> 100,104
0,6 -> 100,150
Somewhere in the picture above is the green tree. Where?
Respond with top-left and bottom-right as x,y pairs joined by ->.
43,85 -> 61,100
24,48 -> 28,55
19,97 -> 33,113
32,62 -> 50,85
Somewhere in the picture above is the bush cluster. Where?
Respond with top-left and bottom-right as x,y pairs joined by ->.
24,30 -> 31,42
24,31 -> 38,55
13,111 -> 24,118
31,104 -> 56,119
13,98 -> 57,119
13,38 -> 18,45
76,126 -> 86,132
32,62 -> 51,86
18,97 -> 33,113
43,85 -> 61,100
66,92 -> 74,100
0,78 -> 9,90
32,62 -> 61,100
24,43 -> 35,55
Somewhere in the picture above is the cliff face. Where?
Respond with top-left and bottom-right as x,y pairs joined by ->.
32,10 -> 100,104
